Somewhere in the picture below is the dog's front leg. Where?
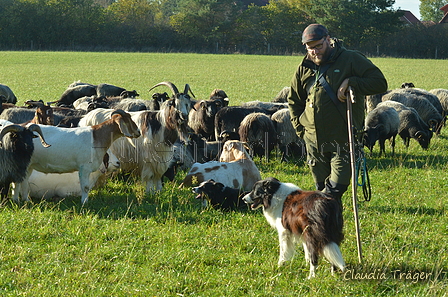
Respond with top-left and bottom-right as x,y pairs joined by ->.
277,229 -> 295,266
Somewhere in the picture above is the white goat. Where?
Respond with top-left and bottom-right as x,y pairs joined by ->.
27,149 -> 120,200
79,81 -> 193,193
12,109 -> 140,204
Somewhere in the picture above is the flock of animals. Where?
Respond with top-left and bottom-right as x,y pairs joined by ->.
1,80 -> 447,277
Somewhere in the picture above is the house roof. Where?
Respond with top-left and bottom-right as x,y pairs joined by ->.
398,10 -> 421,24
440,4 -> 448,23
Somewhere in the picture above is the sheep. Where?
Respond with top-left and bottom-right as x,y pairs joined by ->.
79,82 -> 193,193
270,108 -> 306,162
382,88 -> 444,134
429,89 -> 448,116
364,105 -> 400,157
238,112 -> 277,160
272,86 -> 290,103
0,121 -> 50,199
365,91 -> 390,113
188,99 -> 223,140
11,109 -> 140,204
0,84 -> 17,104
214,106 -> 278,140
27,149 -> 120,200
401,82 -> 415,88
241,100 -> 288,110
96,83 -> 139,98
402,88 -> 444,118
0,101 -> 16,116
377,101 -> 432,149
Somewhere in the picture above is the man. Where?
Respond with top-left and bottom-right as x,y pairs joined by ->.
288,24 -> 387,204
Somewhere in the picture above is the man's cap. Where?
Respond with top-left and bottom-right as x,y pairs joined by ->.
302,24 -> 329,44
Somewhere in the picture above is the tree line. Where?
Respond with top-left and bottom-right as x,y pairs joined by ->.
0,0 -> 447,59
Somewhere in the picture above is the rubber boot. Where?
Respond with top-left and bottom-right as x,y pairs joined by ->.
315,182 -> 325,192
323,180 -> 348,209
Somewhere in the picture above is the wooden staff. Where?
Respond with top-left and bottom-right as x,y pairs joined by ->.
346,86 -> 363,263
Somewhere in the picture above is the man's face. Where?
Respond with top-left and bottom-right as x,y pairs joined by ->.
305,36 -> 331,65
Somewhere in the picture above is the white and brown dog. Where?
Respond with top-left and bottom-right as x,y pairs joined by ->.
242,177 -> 345,279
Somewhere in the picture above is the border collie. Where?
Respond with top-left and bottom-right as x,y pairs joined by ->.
192,179 -> 249,211
242,177 -> 345,278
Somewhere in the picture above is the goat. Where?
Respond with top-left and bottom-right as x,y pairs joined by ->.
180,140 -> 261,191
11,109 -> 140,204
24,101 -> 54,125
0,120 -> 49,199
49,84 -> 97,107
209,89 -> 230,107
27,149 -> 120,200
80,82 -> 193,193
188,98 -> 223,140
96,83 -> 139,98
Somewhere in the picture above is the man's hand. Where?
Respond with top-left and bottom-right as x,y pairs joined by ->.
337,78 -> 350,102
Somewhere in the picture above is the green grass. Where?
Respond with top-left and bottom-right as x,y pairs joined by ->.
0,52 -> 447,296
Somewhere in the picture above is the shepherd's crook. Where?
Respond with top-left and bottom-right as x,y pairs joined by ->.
346,86 -> 363,263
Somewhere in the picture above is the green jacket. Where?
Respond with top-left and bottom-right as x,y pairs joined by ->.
288,39 -> 387,148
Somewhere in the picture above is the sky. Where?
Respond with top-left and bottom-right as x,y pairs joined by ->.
393,0 -> 421,20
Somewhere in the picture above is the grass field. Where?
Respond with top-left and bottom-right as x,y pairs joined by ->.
0,52 -> 447,296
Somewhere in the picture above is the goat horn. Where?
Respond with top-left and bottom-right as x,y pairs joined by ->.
0,125 -> 24,146
27,124 -> 51,148
183,84 -> 195,98
149,81 -> 179,95
46,100 -> 58,106
111,109 -> 127,117
25,100 -> 45,108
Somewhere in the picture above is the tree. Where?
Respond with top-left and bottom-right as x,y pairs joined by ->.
420,0 -> 446,22
107,0 -> 161,47
305,0 -> 403,48
233,1 -> 309,53
169,0 -> 243,51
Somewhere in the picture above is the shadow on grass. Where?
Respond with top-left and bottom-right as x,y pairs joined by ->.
6,175 -> 253,224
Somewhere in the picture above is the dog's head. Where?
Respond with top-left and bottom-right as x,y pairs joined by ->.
242,177 -> 281,210
192,179 -> 225,206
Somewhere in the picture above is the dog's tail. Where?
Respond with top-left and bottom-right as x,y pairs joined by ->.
323,242 -> 345,271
